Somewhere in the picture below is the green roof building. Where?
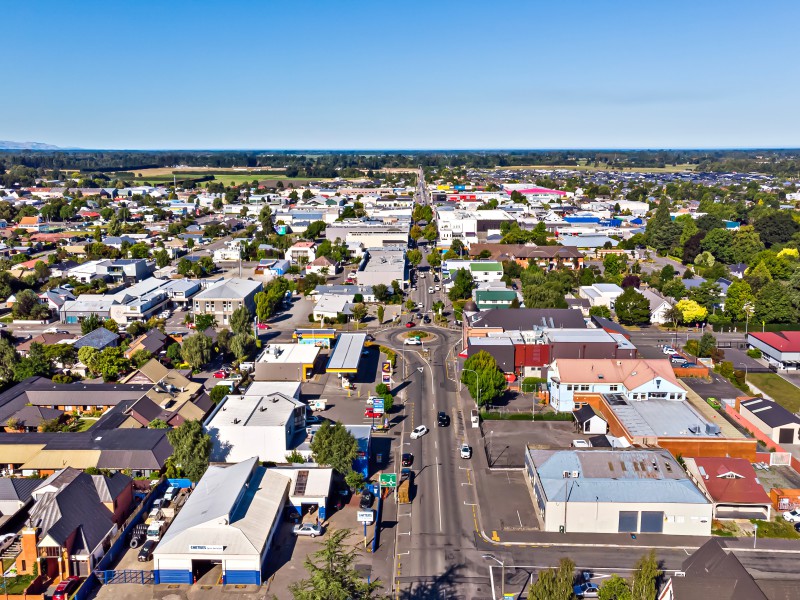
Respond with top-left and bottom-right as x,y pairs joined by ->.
474,288 -> 519,310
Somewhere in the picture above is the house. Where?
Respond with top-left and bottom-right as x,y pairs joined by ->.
287,241 -> 316,264
18,216 -> 45,232
639,288 -> 674,324
38,286 -> 77,312
2,405 -> 65,432
15,332 -> 75,356
578,283 -> 624,309
573,404 -> 608,435
305,255 -> 336,275
204,381 -> 305,463
73,326 -> 120,351
683,457 -> 771,520
747,331 -> 800,371
738,397 -> 800,445
16,468 -> 132,578
192,278 -> 262,326
473,288 -> 519,310
153,458 -> 289,585
547,358 -> 686,412
467,243 -> 584,271
121,367 -> 211,428
96,258 -> 154,284
312,293 -> 353,322
124,328 -> 168,359
523,447 -> 712,535
268,259 -> 290,276
0,478 -> 40,527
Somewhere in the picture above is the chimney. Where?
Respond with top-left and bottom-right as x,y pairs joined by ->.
16,527 -> 39,576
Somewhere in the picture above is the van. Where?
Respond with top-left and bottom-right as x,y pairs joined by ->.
164,486 -> 179,502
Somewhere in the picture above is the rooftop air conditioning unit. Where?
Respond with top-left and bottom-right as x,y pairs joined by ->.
563,471 -> 571,478
572,471 -> 579,478
688,425 -> 701,435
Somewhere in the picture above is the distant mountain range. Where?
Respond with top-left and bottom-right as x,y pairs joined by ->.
0,140 -> 61,150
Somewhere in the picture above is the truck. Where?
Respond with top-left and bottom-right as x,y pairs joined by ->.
146,520 -> 166,542
398,469 -> 413,504
308,399 -> 328,411
471,408 -> 480,428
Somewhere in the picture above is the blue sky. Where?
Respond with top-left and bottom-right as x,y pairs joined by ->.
3,0 -> 799,149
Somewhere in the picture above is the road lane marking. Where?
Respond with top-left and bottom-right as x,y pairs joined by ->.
517,510 -> 523,527
436,455 -> 443,532
464,502 -> 477,506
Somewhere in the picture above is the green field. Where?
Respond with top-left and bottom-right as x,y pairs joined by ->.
746,373 -> 800,413
131,172 -> 331,186
495,162 -> 697,173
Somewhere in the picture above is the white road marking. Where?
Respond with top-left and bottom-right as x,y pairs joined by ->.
436,456 -> 443,532
464,502 -> 477,506
517,510 -> 523,527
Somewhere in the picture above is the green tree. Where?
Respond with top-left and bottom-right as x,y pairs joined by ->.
448,268 -> 474,301
131,349 -> 153,368
127,321 -> 148,337
731,226 -> 764,265
688,281 -> 721,311
259,204 -> 275,235
522,285 -> 568,309
407,249 -> 422,267
210,385 -> 229,405
81,313 -> 102,335
351,303 -> 368,328
154,248 -> 171,268
529,558 -> 576,600
12,289 -> 50,320
13,342 -> 52,381
426,251 -> 442,268
166,420 -> 211,482
304,220 -> 327,240
630,550 -> 662,600
103,319 -> 119,333
409,224 -> 423,241
603,253 -> 626,279
90,347 -> 130,381
181,333 -> 214,368
289,529 -> 384,600
229,333 -> 256,361
589,305 -> 612,319
461,351 -> 507,407
614,287 -> 651,325
0,337 -> 20,384
599,574 -> 632,600
755,281 -> 795,324
724,280 -> 755,321
674,299 -> 708,324
376,305 -> 385,324
700,228 -> 734,263
697,332 -> 717,358
149,419 -> 169,429
310,421 -> 358,475
194,313 -> 217,331
422,223 -> 438,243
754,211 -> 800,247
229,306 -> 252,335
128,243 -> 150,259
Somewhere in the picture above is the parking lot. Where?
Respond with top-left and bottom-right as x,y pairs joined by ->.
481,419 -> 590,468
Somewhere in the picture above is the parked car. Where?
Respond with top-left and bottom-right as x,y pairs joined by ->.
164,486 -> 179,502
212,370 -> 227,378
52,576 -> 81,600
293,523 -> 323,537
360,490 -> 374,509
680,362 -> 698,368
573,582 -> 600,598
0,533 -> 17,554
460,444 -> 472,459
795,522 -> 800,533
257,322 -> 270,330
405,321 -> 415,328
571,440 -> 591,449
670,355 -> 685,363
152,497 -> 168,511
662,346 -> 676,354
437,412 -> 450,427
423,316 -> 431,324
783,509 -> 800,522
137,539 -> 156,562
402,453 -> 414,467
410,425 -> 428,439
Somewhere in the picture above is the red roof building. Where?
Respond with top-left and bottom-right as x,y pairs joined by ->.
748,331 -> 800,370
684,457 -> 771,520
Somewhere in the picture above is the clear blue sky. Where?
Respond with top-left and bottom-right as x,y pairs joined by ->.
3,0 -> 799,149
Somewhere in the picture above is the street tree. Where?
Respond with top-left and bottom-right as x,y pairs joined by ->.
409,224 -> 423,241
674,299 -> 708,324
599,574 -> 632,600
426,251 -> 442,268
229,306 -> 252,335
448,268 -> 474,301
181,333 -> 214,369
522,285 -> 568,309
407,249 -> 422,267
755,281 -> 795,324
461,351 -> 506,407
310,421 -> 358,475
351,303 -> 368,328
630,550 -> 662,600
615,287 -> 652,325
166,420 -> 211,482
529,558 -> 576,600
12,289 -> 50,320
376,305 -> 385,324
259,205 -> 274,235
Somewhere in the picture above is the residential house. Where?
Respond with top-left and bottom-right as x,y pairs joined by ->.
0,478 -> 40,527
96,258 -> 154,284
639,288 -> 673,324
683,457 -> 771,520
305,255 -> 336,275
578,283 -> 624,309
192,278 -> 262,326
124,329 -> 168,359
72,327 -> 120,351
18,216 -> 46,232
287,241 -> 316,264
15,332 -> 75,356
467,243 -> 584,271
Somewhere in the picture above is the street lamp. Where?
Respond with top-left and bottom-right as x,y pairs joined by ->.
744,301 -> 754,336
462,368 -> 481,407
482,554 -> 505,599
753,523 -> 758,549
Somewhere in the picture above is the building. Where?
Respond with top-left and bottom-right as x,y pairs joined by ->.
547,358 -> 686,412
287,241 -> 316,264
355,246 -> 407,288
124,328 -> 168,359
306,255 -> 337,275
326,333 -> 367,375
311,284 -> 376,303
324,221 -> 409,248
737,397 -> 800,445
573,404 -> 608,435
16,468 -> 132,578
473,288 -> 519,310
747,331 -> 800,371
436,208 -> 515,246
0,478 -> 39,527
154,458 -> 289,585
271,466 -> 333,521
72,326 -> 120,351
312,293 -> 353,322
61,277 -> 175,326
683,457 -> 771,520
578,284 -> 624,309
639,288 -> 674,324
204,381 -> 305,463
254,344 -> 321,382
464,308 -> 586,346
96,258 -> 154,284
467,243 -> 584,271
192,278 -> 262,326
442,260 -> 503,283
523,448 -> 712,535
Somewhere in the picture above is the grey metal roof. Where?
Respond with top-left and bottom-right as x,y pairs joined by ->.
326,333 -> 367,371
194,278 -> 262,300
740,397 -> 800,428
469,308 -> 586,330
73,327 -> 119,349
0,477 -> 40,502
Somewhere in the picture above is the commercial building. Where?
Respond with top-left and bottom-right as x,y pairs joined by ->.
524,448 -> 712,535
467,243 -> 584,271
204,381 -> 305,463
60,276 -> 177,326
473,288 -> 519,310
324,221 -> 409,248
355,246 -> 407,288
747,331 -> 800,371
192,278 -> 262,327
442,260 -> 503,283
463,308 -> 586,346
311,284 -> 376,303
737,397 -> 800,445
578,284 -> 625,309
254,344 -> 321,382
293,328 -> 336,348
683,457 -> 771,520
436,208 -> 515,246
271,466 -> 333,521
326,333 -> 368,375
312,294 -> 353,322
154,458 -> 289,585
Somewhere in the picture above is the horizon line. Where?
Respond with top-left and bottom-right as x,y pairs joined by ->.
4,146 -> 800,153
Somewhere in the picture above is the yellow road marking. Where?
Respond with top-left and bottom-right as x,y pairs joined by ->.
492,530 -> 500,542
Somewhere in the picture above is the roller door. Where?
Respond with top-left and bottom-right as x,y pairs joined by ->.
224,570 -> 261,585
157,569 -> 193,584
640,511 -> 664,533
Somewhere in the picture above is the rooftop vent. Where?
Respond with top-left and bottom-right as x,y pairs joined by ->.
688,425 -> 701,435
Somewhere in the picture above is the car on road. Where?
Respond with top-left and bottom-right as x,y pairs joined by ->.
573,582 -> 600,598
405,321 -> 415,328
428,287 -> 434,294
662,345 -> 676,354
257,322 -> 270,330
460,444 -> 472,459
137,539 -> 156,562
410,425 -> 429,439
434,285 -> 440,291
783,509 -> 800,522
423,316 -> 431,324
52,576 -> 81,600
293,523 -> 323,537
404,337 -> 421,345
402,453 -> 414,467
416,302 -> 424,308
158,311 -> 171,319
437,412 -> 450,427
359,490 -> 374,509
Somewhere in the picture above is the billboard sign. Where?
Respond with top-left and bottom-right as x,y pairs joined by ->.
372,398 -> 384,414
357,510 -> 375,523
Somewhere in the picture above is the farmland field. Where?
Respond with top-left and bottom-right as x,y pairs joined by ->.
121,167 -> 332,186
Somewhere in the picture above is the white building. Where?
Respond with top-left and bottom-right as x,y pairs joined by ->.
204,381 -> 305,463
547,358 -> 686,412
524,448 -> 712,535
312,294 -> 353,322
578,284 -> 624,309
639,289 -> 673,324
153,458 -> 289,585
286,241 -> 316,264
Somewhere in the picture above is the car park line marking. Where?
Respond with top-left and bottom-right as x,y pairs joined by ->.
464,502 -> 477,506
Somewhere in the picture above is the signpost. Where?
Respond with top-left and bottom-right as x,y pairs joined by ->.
379,473 -> 397,488
357,510 -> 374,523
372,398 -> 385,414
381,361 -> 392,386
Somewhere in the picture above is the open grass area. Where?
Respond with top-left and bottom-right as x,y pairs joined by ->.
127,167 -> 334,187
1,575 -> 33,595
746,373 -> 800,413
751,518 -> 800,539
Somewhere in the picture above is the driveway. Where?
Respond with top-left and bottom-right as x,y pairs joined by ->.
682,372 -> 741,401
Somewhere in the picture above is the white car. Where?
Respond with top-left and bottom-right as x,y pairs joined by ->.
404,338 -> 422,345
662,346 -> 676,355
434,285 -> 440,291
460,444 -> 472,459
783,509 -> 800,522
293,523 -> 323,537
410,425 -> 429,439
571,440 -> 591,449
43,326 -> 60,334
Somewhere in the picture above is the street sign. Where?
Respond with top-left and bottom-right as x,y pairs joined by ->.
381,361 -> 391,374
357,510 -> 374,523
379,473 -> 397,488
372,399 -> 384,414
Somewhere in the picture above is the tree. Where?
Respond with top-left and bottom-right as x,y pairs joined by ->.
461,351 -> 507,407
731,226 -> 764,265
422,223 -> 438,243
259,205 -> 274,235
128,243 -> 150,259
426,251 -> 442,268
589,305 -> 612,319
529,558 -> 576,600
599,574 -> 632,600
0,338 -> 19,384
194,313 -> 217,331
603,254 -> 626,279
181,333 -> 214,368
131,349 -> 153,368
127,321 -> 148,337
409,225 -> 423,241
700,228 -> 734,264
81,313 -> 102,335
697,332 -> 717,358
34,261 -> 51,281
621,274 -> 640,289
448,268 -> 475,301
89,347 -> 130,381
407,249 -> 422,267
724,280 -> 756,321
674,299 -> 708,324
149,419 -> 169,429
522,285 -> 568,309
229,333 -> 256,361
166,342 -> 183,363
755,281 -> 795,324
754,211 -> 799,248
166,420 -> 211,482
210,385 -> 229,405
305,220 -> 326,240
229,306 -> 252,335
661,279 -> 687,301
376,305 -> 385,324
103,319 -> 119,333
351,303 -> 368,328
372,283 -> 390,303
688,281 -> 722,311
310,421 -> 358,475
630,550 -> 662,600
13,342 -> 52,381
289,529 -> 384,600
614,287 -> 651,325
12,289 -> 49,320
154,248 -> 171,268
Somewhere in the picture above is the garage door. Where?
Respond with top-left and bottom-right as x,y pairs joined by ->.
640,511 -> 664,533
779,428 -> 794,444
618,511 -> 638,532
224,570 -> 261,585
157,570 -> 193,584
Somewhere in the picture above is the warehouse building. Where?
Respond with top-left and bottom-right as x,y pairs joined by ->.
253,344 -> 321,382
154,457 -> 289,585
524,448 -> 712,535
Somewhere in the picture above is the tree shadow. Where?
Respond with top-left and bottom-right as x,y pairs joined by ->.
397,563 -> 465,600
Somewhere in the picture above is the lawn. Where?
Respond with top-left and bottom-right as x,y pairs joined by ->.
746,373 -> 800,413
1,575 -> 33,595
751,518 -> 800,539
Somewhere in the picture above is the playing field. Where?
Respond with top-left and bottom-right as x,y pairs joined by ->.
125,167 -> 332,186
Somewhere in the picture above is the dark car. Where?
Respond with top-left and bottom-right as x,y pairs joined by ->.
137,539 -> 156,562
360,490 -> 374,509
433,276 -> 440,282
795,522 -> 800,533
437,411 -> 450,427
422,315 -> 431,324
402,453 -> 414,467
52,576 -> 81,600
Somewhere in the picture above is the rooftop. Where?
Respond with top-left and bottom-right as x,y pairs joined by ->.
256,343 -> 320,365
552,358 -> 679,389
205,381 -> 302,429
194,278 -> 262,300
327,333 -> 367,372
749,330 -> 800,353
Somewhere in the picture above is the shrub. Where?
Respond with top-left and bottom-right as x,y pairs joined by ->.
746,348 -> 762,359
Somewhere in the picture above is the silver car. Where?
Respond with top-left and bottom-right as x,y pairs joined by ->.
293,523 -> 323,537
